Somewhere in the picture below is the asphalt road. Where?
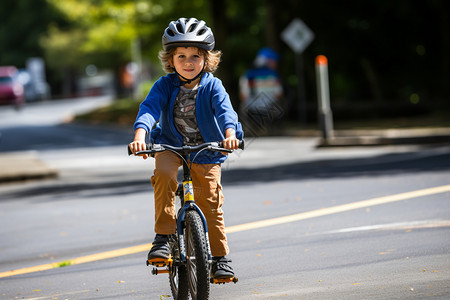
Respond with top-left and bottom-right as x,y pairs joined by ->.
0,98 -> 449,299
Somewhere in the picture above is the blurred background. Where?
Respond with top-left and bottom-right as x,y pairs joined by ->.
0,0 -> 449,128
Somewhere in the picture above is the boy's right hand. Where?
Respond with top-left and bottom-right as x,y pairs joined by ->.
129,140 -> 148,159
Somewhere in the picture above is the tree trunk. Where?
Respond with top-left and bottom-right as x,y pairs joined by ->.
265,0 -> 281,51
209,0 -> 240,108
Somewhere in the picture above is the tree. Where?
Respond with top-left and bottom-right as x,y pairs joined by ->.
4,0 -> 445,117
42,0 -> 157,95
0,0 -> 63,66
42,0 -> 214,96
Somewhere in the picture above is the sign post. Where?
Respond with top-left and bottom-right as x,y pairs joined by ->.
281,18 -> 314,123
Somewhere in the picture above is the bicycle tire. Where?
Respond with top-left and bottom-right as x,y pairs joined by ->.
184,210 -> 210,300
168,234 -> 189,300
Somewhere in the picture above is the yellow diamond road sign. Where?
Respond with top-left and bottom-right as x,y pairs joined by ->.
282,18 -> 314,54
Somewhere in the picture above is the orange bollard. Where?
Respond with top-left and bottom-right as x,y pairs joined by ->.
315,55 -> 334,140
315,55 -> 328,66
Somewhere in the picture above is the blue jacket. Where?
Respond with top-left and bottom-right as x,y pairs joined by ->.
134,72 -> 243,164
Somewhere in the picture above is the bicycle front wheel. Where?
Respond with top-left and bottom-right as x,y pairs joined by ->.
184,210 -> 210,300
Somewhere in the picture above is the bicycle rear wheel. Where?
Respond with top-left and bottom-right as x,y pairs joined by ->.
184,210 -> 210,300
168,235 -> 189,300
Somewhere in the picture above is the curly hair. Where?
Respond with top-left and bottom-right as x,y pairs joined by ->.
158,47 -> 222,74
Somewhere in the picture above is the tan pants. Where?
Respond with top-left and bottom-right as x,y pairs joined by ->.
150,151 -> 229,257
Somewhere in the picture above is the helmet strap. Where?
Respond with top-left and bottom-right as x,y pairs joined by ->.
173,63 -> 205,86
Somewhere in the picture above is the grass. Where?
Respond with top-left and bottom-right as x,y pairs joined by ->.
74,98 -> 140,126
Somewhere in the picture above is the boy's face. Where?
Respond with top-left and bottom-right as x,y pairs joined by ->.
170,47 -> 205,82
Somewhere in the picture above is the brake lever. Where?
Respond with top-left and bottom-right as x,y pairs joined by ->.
151,144 -> 164,151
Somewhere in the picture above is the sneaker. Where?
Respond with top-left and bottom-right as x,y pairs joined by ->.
211,256 -> 234,279
147,234 -> 170,260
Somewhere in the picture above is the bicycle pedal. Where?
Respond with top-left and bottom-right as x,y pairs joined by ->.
210,277 -> 238,284
147,257 -> 173,268
152,268 -> 170,275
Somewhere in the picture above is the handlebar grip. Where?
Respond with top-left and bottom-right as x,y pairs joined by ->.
239,139 -> 245,150
217,139 -> 245,151
128,143 -> 153,156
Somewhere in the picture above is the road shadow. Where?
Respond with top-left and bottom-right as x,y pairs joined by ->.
221,150 -> 450,185
2,149 -> 449,202
0,123 -> 133,152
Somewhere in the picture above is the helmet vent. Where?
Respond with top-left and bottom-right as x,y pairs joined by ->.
166,29 -> 175,37
197,28 -> 206,36
188,23 -> 198,33
176,23 -> 184,33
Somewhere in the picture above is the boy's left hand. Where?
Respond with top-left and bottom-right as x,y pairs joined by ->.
222,128 -> 239,155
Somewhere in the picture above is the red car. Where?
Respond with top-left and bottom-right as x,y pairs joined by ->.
0,66 -> 25,108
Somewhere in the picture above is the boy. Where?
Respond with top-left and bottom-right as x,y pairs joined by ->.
129,18 -> 243,279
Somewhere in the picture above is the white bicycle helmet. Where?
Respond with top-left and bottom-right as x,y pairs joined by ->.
162,18 -> 215,51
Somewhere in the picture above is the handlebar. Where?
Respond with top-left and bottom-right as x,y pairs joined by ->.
128,140 -> 245,157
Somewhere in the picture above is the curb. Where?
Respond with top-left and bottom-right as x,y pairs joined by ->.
313,128 -> 450,147
318,134 -> 450,147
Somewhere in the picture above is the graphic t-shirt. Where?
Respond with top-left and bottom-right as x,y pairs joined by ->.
173,86 -> 204,146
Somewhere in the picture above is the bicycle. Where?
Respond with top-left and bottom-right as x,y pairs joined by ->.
128,140 -> 244,300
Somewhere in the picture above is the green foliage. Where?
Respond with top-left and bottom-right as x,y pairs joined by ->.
138,79 -> 156,99
0,0 -> 64,66
0,0 -> 448,116
42,0 -> 143,70
40,0 -> 216,71
74,98 -> 141,125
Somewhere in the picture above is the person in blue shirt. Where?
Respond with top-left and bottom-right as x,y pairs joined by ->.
239,47 -> 283,128
129,18 -> 243,279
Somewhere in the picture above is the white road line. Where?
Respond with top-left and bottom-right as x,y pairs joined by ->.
318,219 -> 450,235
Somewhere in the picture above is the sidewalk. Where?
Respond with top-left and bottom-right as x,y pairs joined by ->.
315,127 -> 450,147
1,127 -> 450,184
0,151 -> 57,183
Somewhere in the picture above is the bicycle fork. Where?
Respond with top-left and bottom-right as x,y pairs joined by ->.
177,179 -> 213,263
